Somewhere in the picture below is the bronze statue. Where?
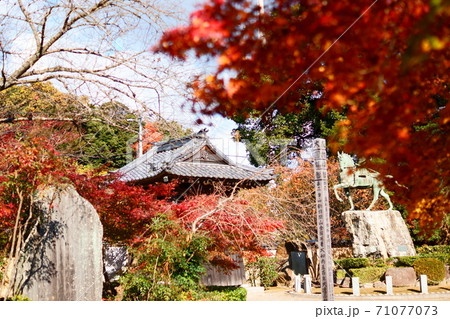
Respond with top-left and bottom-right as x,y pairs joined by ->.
333,152 -> 393,211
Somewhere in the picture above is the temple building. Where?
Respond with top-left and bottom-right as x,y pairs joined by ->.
118,129 -> 273,198
116,129 -> 274,286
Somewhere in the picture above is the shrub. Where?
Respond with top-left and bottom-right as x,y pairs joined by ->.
416,245 -> 450,255
386,257 -> 396,266
335,258 -> 369,269
349,267 -> 388,284
369,259 -> 387,267
203,286 -> 247,301
394,256 -> 421,267
413,258 -> 446,285
6,295 -> 31,301
336,269 -> 347,280
0,259 -> 4,281
258,257 -> 279,288
416,245 -> 450,265
246,257 -> 279,288
394,255 -> 450,267
120,215 -> 211,301
417,253 -> 450,266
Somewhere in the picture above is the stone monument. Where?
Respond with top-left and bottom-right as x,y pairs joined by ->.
16,186 -> 103,300
342,210 -> 416,258
334,152 -> 415,259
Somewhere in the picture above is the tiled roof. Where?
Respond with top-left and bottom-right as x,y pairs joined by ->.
118,129 -> 272,183
169,162 -> 272,180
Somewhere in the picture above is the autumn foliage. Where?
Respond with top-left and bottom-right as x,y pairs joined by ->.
0,122 -> 78,233
156,0 -> 449,232
172,193 -> 283,266
69,170 -> 176,243
238,158 -> 396,247
0,122 -> 283,267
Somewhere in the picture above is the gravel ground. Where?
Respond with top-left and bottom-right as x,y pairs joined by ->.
245,286 -> 450,301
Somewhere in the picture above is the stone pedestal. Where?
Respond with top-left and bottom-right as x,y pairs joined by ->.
342,210 -> 416,259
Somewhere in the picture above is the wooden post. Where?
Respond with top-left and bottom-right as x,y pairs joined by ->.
313,138 -> 334,301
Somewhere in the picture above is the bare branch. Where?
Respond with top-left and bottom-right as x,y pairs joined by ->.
17,0 -> 41,47
0,0 -> 192,110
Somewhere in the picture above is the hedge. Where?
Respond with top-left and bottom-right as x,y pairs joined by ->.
332,248 -> 450,286
349,267 -> 388,284
413,258 -> 446,285
336,269 -> 347,280
394,256 -> 421,267
335,258 -> 369,269
417,253 -> 450,266
369,259 -> 387,267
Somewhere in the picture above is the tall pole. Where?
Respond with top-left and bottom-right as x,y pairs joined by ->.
138,116 -> 143,158
312,138 -> 334,301
257,0 -> 264,13
256,0 -> 265,41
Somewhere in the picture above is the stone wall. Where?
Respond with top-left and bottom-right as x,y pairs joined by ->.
17,186 -> 103,300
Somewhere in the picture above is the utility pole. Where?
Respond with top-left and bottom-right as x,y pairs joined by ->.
256,0 -> 265,41
257,0 -> 264,13
138,116 -> 143,158
313,138 -> 334,301
127,116 -> 143,158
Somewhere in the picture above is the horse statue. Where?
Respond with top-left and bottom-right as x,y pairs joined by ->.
333,152 -> 393,211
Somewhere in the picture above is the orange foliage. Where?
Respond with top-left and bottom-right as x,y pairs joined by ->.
0,123 -> 283,260
134,122 -> 164,153
238,158 -> 391,246
156,0 -> 449,233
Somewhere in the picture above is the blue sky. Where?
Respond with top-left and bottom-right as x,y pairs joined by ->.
157,0 -> 251,165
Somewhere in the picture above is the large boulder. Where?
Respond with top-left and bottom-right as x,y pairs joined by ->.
385,267 -> 417,287
342,210 -> 416,259
18,186 -> 103,300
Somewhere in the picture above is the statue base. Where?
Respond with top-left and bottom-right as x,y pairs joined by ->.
342,210 -> 416,259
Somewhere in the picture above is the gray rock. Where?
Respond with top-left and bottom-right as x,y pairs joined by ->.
374,281 -> 386,288
104,246 -> 128,282
339,277 -> 351,288
385,267 -> 416,287
18,186 -> 103,300
342,210 -> 416,259
362,283 -> 374,288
